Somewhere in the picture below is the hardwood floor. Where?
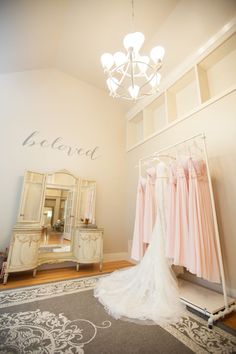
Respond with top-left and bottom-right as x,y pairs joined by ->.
221,311 -> 236,330
0,260 -> 235,331
0,260 -> 133,290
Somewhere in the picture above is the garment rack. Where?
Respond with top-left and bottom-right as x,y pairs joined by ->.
138,132 -> 236,327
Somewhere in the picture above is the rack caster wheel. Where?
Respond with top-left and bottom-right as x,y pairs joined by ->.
208,318 -> 213,329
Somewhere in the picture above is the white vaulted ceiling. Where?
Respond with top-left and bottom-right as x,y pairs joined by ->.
0,0 -> 236,109
0,0 -> 178,85
55,0 -> 180,90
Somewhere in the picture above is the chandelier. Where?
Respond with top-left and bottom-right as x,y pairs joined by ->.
101,33 -> 165,101
100,1 -> 165,101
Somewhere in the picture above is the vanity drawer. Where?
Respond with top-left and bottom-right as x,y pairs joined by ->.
76,229 -> 103,263
7,229 -> 42,271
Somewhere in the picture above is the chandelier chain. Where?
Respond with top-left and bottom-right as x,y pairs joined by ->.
131,0 -> 135,30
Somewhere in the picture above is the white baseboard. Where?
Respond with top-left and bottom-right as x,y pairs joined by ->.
103,252 -> 129,262
228,286 -> 236,298
128,239 -> 132,257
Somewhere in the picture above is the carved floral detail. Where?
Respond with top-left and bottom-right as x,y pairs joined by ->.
0,310 -> 111,353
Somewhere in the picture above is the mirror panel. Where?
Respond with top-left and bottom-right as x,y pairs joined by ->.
78,180 -> 96,226
18,171 -> 45,222
40,171 -> 78,254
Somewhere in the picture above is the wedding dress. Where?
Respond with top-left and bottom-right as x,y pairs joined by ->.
94,162 -> 184,325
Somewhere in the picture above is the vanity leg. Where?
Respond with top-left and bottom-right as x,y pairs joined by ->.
3,273 -> 9,285
76,263 -> 80,272
33,268 -> 37,277
99,261 -> 103,272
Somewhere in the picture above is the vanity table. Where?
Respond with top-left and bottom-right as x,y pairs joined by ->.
4,170 -> 103,284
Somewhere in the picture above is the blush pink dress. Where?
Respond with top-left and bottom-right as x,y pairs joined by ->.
173,160 -> 189,267
188,158 -> 220,283
166,163 -> 177,261
131,177 -> 146,261
143,167 -> 156,244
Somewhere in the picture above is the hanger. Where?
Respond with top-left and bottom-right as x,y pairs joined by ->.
156,153 -> 175,160
135,152 -> 175,173
188,140 -> 203,159
192,140 -> 203,152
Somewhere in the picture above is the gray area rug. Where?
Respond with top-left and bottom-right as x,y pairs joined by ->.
0,275 -> 235,354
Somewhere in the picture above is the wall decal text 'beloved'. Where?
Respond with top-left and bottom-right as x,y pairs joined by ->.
22,131 -> 100,160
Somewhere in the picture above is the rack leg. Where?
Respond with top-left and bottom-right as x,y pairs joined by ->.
208,316 -> 213,329
207,303 -> 236,328
3,273 -> 8,285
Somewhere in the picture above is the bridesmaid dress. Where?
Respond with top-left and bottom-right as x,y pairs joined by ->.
188,158 -> 220,283
131,177 -> 146,262
166,163 -> 177,261
94,162 -> 184,325
143,167 -> 156,244
173,159 -> 189,267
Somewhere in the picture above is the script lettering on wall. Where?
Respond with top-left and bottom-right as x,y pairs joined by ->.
22,131 -> 100,160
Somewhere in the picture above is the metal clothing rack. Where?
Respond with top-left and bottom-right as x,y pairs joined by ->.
138,132 -> 236,327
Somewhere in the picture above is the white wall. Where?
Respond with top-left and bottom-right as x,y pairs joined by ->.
0,69 -> 127,256
144,0 -> 236,81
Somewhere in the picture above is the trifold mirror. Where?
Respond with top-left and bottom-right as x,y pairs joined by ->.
18,169 -> 96,256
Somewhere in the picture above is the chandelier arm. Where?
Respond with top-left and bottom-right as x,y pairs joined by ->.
118,60 -> 131,86
139,71 -> 159,90
129,49 -> 135,88
143,72 -> 150,80
107,55 -> 130,82
107,60 -> 131,92
113,92 -> 153,100
134,61 -> 162,75
139,63 -> 163,89
108,60 -> 162,79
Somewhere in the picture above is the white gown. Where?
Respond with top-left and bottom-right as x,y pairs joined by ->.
94,162 -> 184,325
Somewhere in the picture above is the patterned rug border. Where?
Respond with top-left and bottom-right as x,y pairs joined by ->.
0,273 -> 103,292
184,310 -> 236,340
163,321 -> 209,354
0,274 -> 108,308
163,311 -> 236,350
